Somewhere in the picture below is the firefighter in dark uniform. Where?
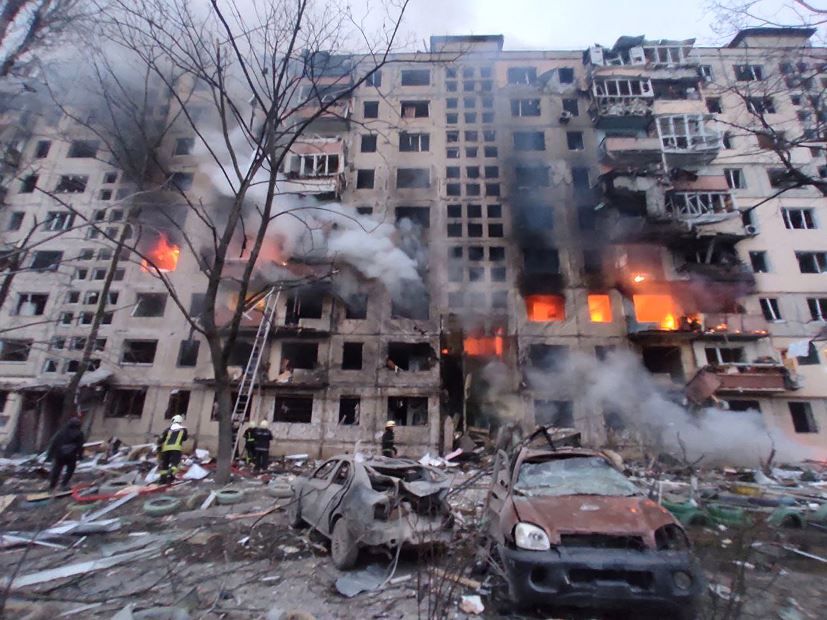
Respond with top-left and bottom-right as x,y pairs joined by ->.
381,420 -> 397,457
243,423 -> 257,464
157,414 -> 188,484
251,419 -> 273,472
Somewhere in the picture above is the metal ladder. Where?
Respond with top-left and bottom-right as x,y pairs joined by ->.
231,287 -> 280,456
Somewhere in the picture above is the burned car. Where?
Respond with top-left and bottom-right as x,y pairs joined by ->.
484,444 -> 704,618
289,455 -> 453,569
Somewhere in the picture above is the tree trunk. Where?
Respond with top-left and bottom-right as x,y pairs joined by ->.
212,354 -> 233,484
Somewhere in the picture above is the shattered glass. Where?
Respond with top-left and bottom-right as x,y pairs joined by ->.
515,456 -> 640,497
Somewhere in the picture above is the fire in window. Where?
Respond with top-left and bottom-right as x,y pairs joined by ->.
588,294 -> 612,323
141,233 -> 180,272
525,295 -> 565,322
632,294 -> 683,330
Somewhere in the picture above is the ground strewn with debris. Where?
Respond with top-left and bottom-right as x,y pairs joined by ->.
2,450 -> 827,619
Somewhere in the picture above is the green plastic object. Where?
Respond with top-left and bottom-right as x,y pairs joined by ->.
660,500 -> 711,527
767,506 -> 806,528
708,503 -> 751,526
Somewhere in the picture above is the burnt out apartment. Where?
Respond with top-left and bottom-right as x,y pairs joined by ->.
1,29 -> 826,458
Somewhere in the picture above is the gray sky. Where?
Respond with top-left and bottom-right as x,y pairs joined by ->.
398,0 -> 813,50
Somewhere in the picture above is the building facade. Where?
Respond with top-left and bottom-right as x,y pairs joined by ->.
1,28 -> 826,458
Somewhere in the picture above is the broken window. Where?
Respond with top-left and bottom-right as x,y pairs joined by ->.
344,294 -> 367,319
342,342 -> 363,370
789,401 -> 818,433
566,131 -> 584,150
796,252 -> 827,274
525,295 -> 565,322
121,340 -> 158,364
286,292 -> 323,324
174,137 -> 194,156
562,98 -> 579,116
387,396 -> 428,426
760,297 -> 782,321
595,345 -> 616,361
507,67 -> 537,85
44,211 -> 76,233
281,342 -> 318,370
513,131 -> 545,151
14,293 -> 48,316
339,397 -> 360,425
558,67 -> 574,83
0,339 -> 31,361
133,293 -> 167,317
733,64 -> 764,81
7,212 -> 23,230
20,174 -> 37,193
363,101 -> 379,118
588,294 -> 612,323
54,175 -> 88,193
361,134 -> 377,153
749,251 -> 768,273
522,247 -> 559,274
165,390 -> 190,419
177,340 -> 200,367
534,400 -> 574,427
807,297 -> 827,321
401,69 -> 430,86
107,388 -> 147,418
387,342 -> 435,371
746,97 -> 775,114
571,167 -> 590,190
31,251 -> 62,271
34,140 -> 51,158
632,294 -> 683,330
782,208 -> 816,229
396,168 -> 430,189
227,339 -> 253,366
400,100 -> 429,119
642,346 -> 683,381
725,168 -> 745,189
273,396 -> 313,423
793,342 -> 819,366
365,70 -> 381,87
705,346 -> 745,365
289,153 -> 340,177
399,132 -> 429,152
657,115 -> 719,151
396,206 -> 430,228
529,344 -> 568,371
68,140 -> 99,158
348,166 -> 372,189
511,98 -> 540,117
706,97 -> 722,113
725,400 -> 761,412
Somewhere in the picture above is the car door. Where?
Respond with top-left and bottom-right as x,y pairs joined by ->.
300,459 -> 339,528
483,449 -> 512,541
314,460 -> 353,537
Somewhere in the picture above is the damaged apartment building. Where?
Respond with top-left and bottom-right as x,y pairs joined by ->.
1,28 -> 826,458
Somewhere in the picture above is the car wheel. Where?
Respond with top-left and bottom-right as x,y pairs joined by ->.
287,492 -> 305,529
330,518 -> 359,570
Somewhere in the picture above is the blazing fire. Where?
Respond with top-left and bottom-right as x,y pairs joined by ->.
141,233 -> 180,272
464,328 -> 504,357
632,294 -> 681,330
525,295 -> 565,322
588,294 -> 612,323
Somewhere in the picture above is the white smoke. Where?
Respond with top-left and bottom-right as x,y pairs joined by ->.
527,350 -> 821,467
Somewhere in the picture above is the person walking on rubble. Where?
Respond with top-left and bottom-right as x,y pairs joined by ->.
157,414 -> 188,484
251,419 -> 273,472
48,417 -> 85,492
381,420 -> 397,457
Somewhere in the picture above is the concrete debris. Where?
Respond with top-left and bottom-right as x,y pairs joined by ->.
181,464 -> 209,480
459,595 -> 484,615
335,564 -> 387,597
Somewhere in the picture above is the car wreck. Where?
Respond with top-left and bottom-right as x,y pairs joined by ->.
289,455 -> 453,568
483,435 -> 704,618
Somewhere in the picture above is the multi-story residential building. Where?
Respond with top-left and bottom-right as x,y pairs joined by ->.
1,27 -> 825,458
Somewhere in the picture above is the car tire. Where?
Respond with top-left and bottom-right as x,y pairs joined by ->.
330,518 -> 359,570
287,492 -> 305,529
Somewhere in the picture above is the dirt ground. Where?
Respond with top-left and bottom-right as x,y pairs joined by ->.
2,464 -> 827,620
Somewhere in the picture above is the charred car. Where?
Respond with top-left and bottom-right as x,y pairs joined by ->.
289,455 -> 453,569
484,444 -> 704,618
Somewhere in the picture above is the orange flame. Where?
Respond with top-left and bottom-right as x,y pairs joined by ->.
464,328 -> 504,357
141,233 -> 180,272
588,294 -> 612,323
525,295 -> 565,322
633,294 -> 682,330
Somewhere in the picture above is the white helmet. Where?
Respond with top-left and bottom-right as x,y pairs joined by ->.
171,415 -> 184,425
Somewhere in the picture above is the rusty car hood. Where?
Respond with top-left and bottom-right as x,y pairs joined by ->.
512,494 -> 675,544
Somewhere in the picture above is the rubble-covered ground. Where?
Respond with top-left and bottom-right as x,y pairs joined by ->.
2,450 -> 827,620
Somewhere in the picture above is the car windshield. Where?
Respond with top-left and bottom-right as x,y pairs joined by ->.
514,456 -> 640,497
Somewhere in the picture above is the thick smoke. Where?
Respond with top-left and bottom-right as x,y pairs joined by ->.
523,350 -> 822,467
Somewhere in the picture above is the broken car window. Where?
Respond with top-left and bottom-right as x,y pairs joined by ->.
514,456 -> 639,497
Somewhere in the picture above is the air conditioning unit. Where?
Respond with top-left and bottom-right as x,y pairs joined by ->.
559,110 -> 573,123
744,224 -> 759,236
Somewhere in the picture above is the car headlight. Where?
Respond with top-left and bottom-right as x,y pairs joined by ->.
514,522 -> 550,551
673,570 -> 693,590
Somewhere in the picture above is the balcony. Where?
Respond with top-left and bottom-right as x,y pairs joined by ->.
590,77 -> 653,129
685,364 -> 797,404
281,139 -> 345,197
268,367 -> 329,389
656,115 -> 720,168
652,99 -> 708,116
676,261 -> 756,287
600,136 -> 662,168
699,313 -> 769,338
664,191 -> 737,224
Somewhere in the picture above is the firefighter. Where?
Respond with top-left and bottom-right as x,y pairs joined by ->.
48,417 -> 85,492
251,419 -> 273,472
381,420 -> 397,457
157,414 -> 188,484
242,423 -> 257,464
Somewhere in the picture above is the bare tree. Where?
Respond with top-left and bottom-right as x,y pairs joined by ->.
0,0 -> 87,77
37,0 -> 412,482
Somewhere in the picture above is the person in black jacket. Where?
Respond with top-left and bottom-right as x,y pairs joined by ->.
251,419 -> 273,472
381,420 -> 397,457
48,418 -> 85,492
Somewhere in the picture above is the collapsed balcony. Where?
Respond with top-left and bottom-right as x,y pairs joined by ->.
590,76 -> 653,128
674,238 -> 756,288
685,363 -> 799,405
656,115 -> 721,168
281,138 -> 345,196
664,190 -> 736,224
